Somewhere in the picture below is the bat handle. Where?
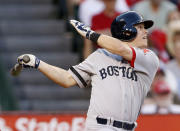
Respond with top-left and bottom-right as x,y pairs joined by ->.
11,55 -> 30,76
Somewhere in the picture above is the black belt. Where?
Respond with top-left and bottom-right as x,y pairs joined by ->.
96,117 -> 135,130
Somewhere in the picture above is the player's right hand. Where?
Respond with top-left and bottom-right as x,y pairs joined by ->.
17,54 -> 40,69
70,19 -> 95,39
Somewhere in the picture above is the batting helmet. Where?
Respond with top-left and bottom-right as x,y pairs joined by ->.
111,11 -> 154,41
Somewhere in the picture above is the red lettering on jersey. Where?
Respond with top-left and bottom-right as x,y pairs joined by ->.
143,49 -> 150,55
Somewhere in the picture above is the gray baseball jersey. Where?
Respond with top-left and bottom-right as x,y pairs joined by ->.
68,47 -> 159,130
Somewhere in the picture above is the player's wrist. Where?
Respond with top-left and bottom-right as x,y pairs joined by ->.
87,32 -> 101,43
69,20 -> 101,43
34,57 -> 40,69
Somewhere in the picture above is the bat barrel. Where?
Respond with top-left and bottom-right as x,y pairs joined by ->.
10,64 -> 22,76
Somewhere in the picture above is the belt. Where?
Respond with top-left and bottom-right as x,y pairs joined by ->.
96,117 -> 135,130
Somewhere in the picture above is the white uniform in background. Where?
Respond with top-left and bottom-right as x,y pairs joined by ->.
78,0 -> 129,26
141,104 -> 180,114
68,47 -> 159,131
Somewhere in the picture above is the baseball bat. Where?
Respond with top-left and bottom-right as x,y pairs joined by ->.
10,55 -> 30,76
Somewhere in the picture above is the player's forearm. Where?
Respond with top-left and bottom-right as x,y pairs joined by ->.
38,61 -> 77,88
97,34 -> 132,61
69,20 -> 133,61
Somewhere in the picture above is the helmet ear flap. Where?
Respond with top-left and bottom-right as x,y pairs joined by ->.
122,25 -> 137,41
111,19 -> 126,39
111,19 -> 137,41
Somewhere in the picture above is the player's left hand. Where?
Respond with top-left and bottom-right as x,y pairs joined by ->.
17,54 -> 40,69
70,19 -> 94,39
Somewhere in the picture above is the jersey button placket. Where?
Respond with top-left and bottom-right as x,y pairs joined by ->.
107,117 -> 112,125
124,93 -> 128,114
110,117 -> 114,126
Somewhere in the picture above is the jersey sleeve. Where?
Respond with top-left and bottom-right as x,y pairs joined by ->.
131,47 -> 159,77
68,52 -> 96,88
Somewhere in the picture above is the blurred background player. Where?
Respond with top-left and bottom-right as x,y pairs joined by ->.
141,62 -> 179,114
83,0 -> 121,59
148,29 -> 170,63
78,0 -> 129,26
77,0 -> 129,59
166,20 -> 180,102
132,0 -> 177,30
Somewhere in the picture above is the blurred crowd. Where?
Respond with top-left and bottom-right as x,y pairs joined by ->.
57,0 -> 180,114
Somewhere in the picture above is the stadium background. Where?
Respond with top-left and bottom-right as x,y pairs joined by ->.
0,0 -> 180,130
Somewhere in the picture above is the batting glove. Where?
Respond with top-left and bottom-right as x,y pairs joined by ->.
17,54 -> 40,69
70,19 -> 95,39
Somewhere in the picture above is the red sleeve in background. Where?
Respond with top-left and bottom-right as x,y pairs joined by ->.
125,0 -> 142,7
178,3 -> 180,11
91,12 -> 120,31
91,11 -> 121,48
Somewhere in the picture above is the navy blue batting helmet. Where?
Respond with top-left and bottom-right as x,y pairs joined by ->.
111,11 -> 153,41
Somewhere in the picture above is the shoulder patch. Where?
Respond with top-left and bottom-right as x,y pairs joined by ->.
143,49 -> 150,55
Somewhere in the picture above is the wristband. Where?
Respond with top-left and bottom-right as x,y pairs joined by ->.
89,32 -> 101,43
89,32 -> 100,43
35,57 -> 40,69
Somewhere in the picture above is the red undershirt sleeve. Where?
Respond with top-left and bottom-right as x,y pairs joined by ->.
129,47 -> 136,68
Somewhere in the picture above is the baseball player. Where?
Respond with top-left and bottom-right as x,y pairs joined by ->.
17,11 -> 159,131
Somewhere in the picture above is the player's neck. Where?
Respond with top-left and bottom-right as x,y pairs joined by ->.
103,9 -> 116,17
138,45 -> 147,49
150,1 -> 160,12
